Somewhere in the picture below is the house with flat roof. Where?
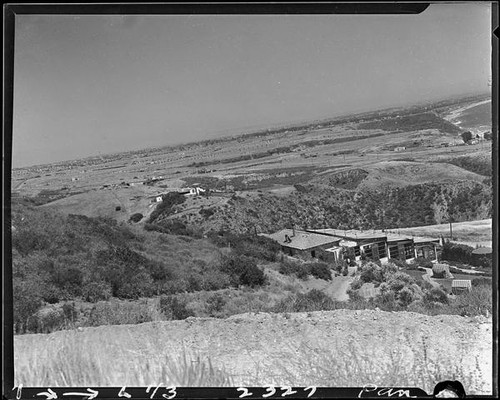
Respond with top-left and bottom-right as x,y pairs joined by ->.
306,229 -> 389,263
307,228 -> 440,264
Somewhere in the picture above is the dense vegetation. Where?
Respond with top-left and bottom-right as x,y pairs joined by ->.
346,261 -> 491,316
11,196 -> 492,334
147,192 -> 186,223
441,242 -> 492,269
438,156 -> 492,177
191,180 -> 492,234
11,201 -> 269,334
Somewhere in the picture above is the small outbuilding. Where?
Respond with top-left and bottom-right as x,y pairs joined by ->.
432,263 -> 452,279
451,280 -> 472,294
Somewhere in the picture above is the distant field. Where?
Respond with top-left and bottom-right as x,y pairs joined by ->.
455,102 -> 492,130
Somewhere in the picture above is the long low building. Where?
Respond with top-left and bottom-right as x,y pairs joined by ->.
306,228 -> 440,263
262,227 -> 440,264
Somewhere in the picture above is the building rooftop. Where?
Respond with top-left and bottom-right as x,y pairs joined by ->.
452,280 -> 472,288
471,247 -> 492,255
263,229 -> 341,250
385,233 -> 413,242
413,236 -> 441,244
308,228 -> 386,241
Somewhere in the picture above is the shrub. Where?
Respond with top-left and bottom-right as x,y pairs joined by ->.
219,254 -> 266,287
441,242 -> 474,265
129,213 -> 144,223
210,232 -> 280,262
148,192 -> 186,223
279,260 -> 302,276
474,256 -> 492,269
13,280 -> 44,333
350,278 -> 363,291
390,258 -> 408,269
87,300 -> 155,326
346,287 -> 363,302
199,208 -> 215,219
359,262 -> 383,283
159,295 -> 195,320
308,262 -> 332,281
472,277 -> 492,287
373,272 -> 423,309
199,270 -> 232,291
31,305 -> 66,334
423,287 -> 449,305
12,229 -> 50,256
450,286 -> 492,316
332,260 -> 348,273
412,257 -> 434,269
239,262 -> 266,287
206,293 -> 227,316
272,290 -> 335,313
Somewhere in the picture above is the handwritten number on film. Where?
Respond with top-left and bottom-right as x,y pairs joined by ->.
162,386 -> 177,399
238,386 -> 317,398
262,386 -> 276,398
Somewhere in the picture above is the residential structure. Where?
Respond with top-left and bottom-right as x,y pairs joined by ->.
179,187 -> 206,196
307,229 -> 390,263
261,228 -> 341,259
263,227 -> 441,264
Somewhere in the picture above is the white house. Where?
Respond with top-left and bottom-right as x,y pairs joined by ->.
180,187 -> 205,196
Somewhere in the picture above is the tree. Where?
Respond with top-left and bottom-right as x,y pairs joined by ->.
461,131 -> 473,144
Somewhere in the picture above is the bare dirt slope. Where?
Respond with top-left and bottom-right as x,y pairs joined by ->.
15,310 -> 492,395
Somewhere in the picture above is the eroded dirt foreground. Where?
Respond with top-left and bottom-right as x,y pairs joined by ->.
15,310 -> 493,395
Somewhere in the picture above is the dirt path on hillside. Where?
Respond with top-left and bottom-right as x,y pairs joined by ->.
15,310 -> 492,395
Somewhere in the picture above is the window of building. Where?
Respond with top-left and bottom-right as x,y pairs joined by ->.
404,242 -> 414,259
377,241 -> 387,259
363,245 -> 373,259
354,246 -> 361,257
388,245 -> 399,259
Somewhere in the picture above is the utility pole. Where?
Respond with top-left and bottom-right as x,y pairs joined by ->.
449,218 -> 453,241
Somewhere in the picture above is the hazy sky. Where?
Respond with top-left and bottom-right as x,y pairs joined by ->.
12,3 -> 491,168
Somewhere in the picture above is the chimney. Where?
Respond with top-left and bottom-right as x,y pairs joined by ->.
292,225 -> 296,237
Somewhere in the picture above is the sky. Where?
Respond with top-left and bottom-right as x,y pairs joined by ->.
12,3 -> 492,168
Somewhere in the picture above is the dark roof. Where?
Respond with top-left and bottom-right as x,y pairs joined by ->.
263,229 -> 340,250
385,233 -> 413,242
472,247 -> 492,255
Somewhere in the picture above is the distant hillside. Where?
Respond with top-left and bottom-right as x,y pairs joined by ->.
160,177 -> 492,235
310,161 -> 487,191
